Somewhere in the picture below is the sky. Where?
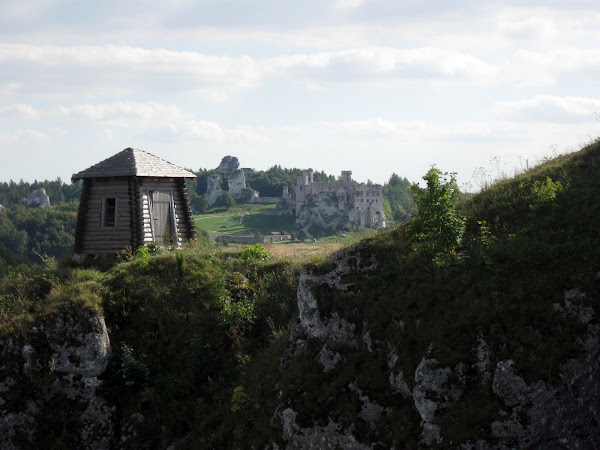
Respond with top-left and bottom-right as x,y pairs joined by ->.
1,0 -> 599,190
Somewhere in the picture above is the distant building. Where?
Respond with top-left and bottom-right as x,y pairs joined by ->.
71,147 -> 196,255
295,170 -> 385,230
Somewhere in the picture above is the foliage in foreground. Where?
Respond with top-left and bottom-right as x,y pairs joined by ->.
0,240 -> 300,447
231,140 -> 600,447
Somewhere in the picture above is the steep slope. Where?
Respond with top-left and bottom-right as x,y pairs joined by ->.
237,140 -> 600,448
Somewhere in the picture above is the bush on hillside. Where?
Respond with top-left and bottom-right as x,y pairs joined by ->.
408,166 -> 465,258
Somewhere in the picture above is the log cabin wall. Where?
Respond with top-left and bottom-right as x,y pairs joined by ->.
128,176 -> 145,250
139,178 -> 194,247
78,177 -> 133,254
74,179 -> 91,254
179,178 -> 197,241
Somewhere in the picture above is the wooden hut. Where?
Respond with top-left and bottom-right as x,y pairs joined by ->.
71,147 -> 196,255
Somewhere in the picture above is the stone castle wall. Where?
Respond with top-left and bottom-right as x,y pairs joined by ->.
205,157 -> 384,231
295,170 -> 385,230
251,197 -> 282,204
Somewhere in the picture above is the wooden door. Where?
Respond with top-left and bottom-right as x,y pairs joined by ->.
150,191 -> 174,243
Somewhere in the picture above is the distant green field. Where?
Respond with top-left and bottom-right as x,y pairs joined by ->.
194,203 -> 295,236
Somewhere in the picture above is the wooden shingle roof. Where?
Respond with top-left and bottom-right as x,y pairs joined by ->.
71,148 -> 196,181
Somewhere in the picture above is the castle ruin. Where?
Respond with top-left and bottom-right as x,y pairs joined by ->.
206,156 -> 385,231
295,169 -> 385,230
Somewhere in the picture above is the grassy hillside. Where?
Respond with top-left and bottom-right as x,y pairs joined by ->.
194,204 -> 295,236
231,139 -> 600,447
2,139 -> 599,447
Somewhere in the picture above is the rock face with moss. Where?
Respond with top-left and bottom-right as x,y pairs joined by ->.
273,243 -> 600,448
269,142 -> 600,448
0,301 -> 113,449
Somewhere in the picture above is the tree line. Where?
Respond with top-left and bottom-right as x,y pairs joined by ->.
186,165 -> 415,222
185,166 -> 335,213
0,168 -> 415,267
0,178 -> 81,207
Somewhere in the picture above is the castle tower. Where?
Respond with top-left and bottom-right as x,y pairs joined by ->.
341,171 -> 352,182
295,169 -> 314,214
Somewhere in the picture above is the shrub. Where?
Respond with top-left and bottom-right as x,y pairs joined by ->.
409,166 -> 466,257
240,243 -> 269,263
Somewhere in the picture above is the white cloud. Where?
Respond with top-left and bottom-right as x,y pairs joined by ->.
266,47 -> 495,84
1,0 -> 599,188
0,83 -> 25,98
0,104 -> 39,120
2,41 -> 600,102
0,130 -> 17,145
0,44 -> 262,100
0,0 -> 58,22
57,101 -> 270,144
494,7 -> 600,49
494,96 -> 600,122
332,0 -> 370,10
58,102 -> 182,122
499,48 -> 600,86
48,127 -> 68,137
497,15 -> 561,42
0,127 -> 55,144
318,118 -> 426,136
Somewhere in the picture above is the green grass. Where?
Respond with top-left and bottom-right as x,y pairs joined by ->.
194,203 -> 295,236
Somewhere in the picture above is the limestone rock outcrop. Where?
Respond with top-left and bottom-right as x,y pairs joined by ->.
274,241 -> 600,448
25,188 -> 51,208
280,408 -> 370,450
207,175 -> 222,206
488,326 -> 600,448
216,155 -> 240,172
0,301 -> 114,449
228,169 -> 247,198
295,191 -> 354,231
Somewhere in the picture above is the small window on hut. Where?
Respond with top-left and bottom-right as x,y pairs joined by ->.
101,198 -> 117,227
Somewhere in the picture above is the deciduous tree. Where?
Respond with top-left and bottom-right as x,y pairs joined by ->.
409,166 -> 465,255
